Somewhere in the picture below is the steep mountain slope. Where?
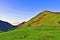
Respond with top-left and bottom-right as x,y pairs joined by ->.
17,10 -> 60,29
0,20 -> 17,32
17,21 -> 26,27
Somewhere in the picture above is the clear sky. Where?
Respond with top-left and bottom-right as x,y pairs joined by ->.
0,0 -> 60,25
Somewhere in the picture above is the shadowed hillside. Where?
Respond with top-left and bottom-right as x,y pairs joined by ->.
0,20 -> 17,32
17,10 -> 60,29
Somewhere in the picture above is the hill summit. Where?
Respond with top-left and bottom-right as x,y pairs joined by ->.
17,10 -> 60,29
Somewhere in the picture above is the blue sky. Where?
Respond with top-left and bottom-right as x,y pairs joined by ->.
0,0 -> 60,25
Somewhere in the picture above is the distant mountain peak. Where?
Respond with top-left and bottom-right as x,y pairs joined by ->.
0,20 -> 8,23
0,20 -> 17,32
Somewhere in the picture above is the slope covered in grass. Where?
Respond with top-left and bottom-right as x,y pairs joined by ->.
17,11 -> 60,29
0,10 -> 60,40
0,26 -> 60,40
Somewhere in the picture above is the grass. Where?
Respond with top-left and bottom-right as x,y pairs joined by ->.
0,26 -> 60,40
17,11 -> 60,29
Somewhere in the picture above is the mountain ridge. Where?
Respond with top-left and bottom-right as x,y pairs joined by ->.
17,10 -> 60,29
0,20 -> 17,32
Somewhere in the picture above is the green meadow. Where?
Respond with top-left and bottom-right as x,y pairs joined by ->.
0,26 -> 60,40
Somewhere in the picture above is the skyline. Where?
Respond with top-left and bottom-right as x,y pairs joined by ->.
0,0 -> 60,25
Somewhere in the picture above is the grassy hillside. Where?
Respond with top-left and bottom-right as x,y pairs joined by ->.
17,11 -> 60,29
0,26 -> 60,40
0,10 -> 60,40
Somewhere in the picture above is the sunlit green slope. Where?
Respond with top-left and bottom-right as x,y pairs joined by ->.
17,10 -> 60,29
